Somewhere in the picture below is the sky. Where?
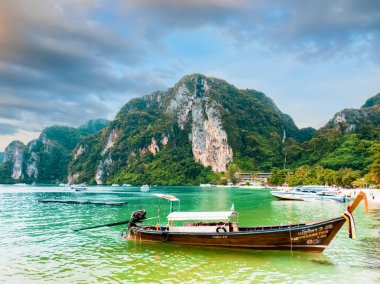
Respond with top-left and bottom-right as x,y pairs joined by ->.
1,0 -> 380,151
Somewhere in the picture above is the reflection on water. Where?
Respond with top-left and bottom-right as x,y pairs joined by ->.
0,185 -> 379,283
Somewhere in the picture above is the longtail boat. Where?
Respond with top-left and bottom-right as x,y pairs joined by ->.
126,192 -> 368,253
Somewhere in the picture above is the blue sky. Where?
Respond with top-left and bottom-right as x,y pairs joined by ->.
0,0 -> 380,151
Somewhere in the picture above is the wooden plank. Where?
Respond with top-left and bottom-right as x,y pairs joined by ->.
38,199 -> 128,206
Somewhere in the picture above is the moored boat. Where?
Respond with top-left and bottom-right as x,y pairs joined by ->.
71,185 -> 88,191
200,183 -> 213,187
140,185 -> 150,192
126,192 -> 368,253
14,183 -> 27,186
271,185 -> 351,202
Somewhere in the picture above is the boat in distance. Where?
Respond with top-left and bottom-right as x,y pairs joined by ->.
140,185 -> 150,192
126,192 -> 368,253
271,185 -> 351,202
70,184 -> 88,191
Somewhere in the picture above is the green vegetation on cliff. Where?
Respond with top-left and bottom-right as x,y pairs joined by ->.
362,93 -> 380,108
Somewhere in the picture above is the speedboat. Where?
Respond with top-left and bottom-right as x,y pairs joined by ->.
200,184 -> 213,187
140,185 -> 150,192
71,185 -> 88,192
271,185 -> 351,202
125,192 -> 368,253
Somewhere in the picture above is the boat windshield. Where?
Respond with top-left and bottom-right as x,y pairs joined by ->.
294,186 -> 333,193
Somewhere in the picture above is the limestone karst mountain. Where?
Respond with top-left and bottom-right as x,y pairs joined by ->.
68,74 -> 309,185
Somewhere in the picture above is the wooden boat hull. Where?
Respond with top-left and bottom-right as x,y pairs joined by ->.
128,217 -> 346,253
271,192 -> 304,201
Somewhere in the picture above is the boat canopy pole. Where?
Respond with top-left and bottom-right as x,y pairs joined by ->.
169,199 -> 181,212
152,194 -> 180,213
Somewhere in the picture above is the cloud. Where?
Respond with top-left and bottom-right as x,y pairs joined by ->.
0,123 -> 17,135
0,0 -> 167,137
122,0 -> 380,61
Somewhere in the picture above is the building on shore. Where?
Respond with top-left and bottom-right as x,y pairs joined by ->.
237,172 -> 272,186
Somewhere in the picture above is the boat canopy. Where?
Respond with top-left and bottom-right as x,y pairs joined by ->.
152,194 -> 180,202
167,211 -> 238,221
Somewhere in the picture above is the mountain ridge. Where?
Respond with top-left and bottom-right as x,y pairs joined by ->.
1,74 -> 379,185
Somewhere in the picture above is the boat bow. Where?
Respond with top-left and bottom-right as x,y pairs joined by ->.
341,191 -> 368,240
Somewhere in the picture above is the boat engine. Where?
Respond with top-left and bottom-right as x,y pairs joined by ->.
128,209 -> 147,229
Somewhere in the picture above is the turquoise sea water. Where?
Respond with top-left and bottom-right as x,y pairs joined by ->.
0,185 -> 379,283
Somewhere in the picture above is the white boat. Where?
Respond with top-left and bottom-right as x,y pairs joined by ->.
71,185 -> 88,192
14,183 -> 27,186
122,184 -> 131,187
271,185 -> 351,202
140,185 -> 150,192
200,184 -> 213,187
111,184 -> 120,187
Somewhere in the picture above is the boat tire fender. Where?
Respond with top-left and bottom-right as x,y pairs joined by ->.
120,228 -> 128,238
216,227 -> 227,233
161,231 -> 170,242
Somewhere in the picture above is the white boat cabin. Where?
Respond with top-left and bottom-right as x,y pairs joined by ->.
166,211 -> 239,233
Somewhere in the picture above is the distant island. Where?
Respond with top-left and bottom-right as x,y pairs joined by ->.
0,74 -> 379,188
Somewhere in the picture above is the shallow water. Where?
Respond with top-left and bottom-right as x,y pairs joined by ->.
0,185 -> 379,283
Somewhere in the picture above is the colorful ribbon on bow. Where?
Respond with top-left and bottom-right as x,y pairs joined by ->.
342,207 -> 356,239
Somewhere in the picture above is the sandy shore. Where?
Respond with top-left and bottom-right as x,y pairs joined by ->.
341,188 -> 380,204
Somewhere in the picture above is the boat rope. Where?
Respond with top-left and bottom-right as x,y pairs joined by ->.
289,227 -> 293,256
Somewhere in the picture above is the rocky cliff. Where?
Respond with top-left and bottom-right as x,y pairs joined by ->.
0,119 -> 109,183
4,141 -> 26,180
322,95 -> 380,134
167,76 -> 233,171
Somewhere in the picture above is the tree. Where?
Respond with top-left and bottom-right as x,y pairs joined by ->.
268,168 -> 290,185
285,165 -> 317,186
226,163 -> 240,184
282,138 -> 302,168
368,143 -> 380,184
